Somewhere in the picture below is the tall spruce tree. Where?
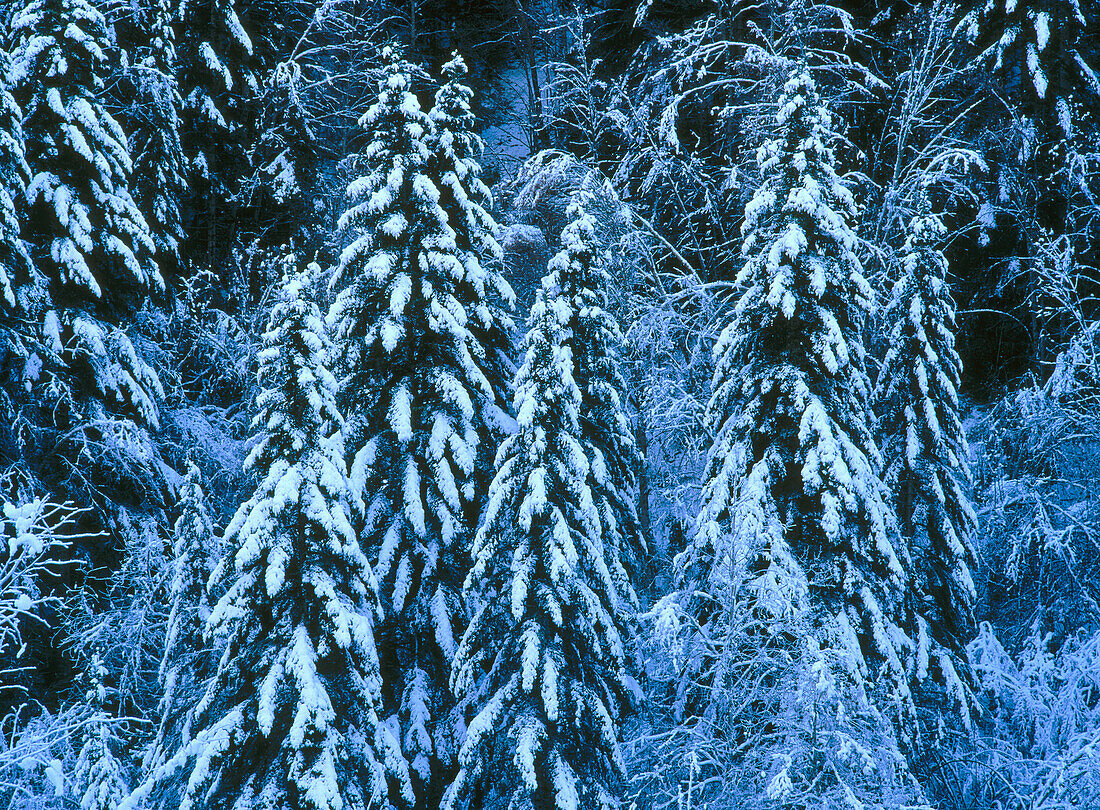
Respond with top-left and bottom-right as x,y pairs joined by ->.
445,259 -> 631,810
876,199 -> 978,724
9,0 -> 160,316
144,462 -> 221,783
175,0 -> 257,264
329,47 -> 513,808
547,192 -> 639,612
960,0 -> 1098,230
9,0 -> 165,508
126,0 -> 187,272
72,654 -> 128,810
249,58 -> 320,244
133,263 -> 402,810
426,54 -> 493,249
662,67 -> 913,720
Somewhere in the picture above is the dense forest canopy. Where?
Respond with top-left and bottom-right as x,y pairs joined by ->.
0,0 -> 1099,809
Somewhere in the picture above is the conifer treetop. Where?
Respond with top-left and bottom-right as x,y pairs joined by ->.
10,0 -> 161,304
741,69 -> 868,319
144,461 -> 221,783
427,50 -> 513,316
430,53 -> 480,162
877,197 -> 974,553
331,47 -> 435,350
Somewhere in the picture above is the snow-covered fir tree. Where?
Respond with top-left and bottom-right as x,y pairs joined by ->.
9,0 -> 164,432
175,0 -> 257,261
143,462 -> 221,783
126,0 -> 186,271
249,58 -> 319,239
962,0 -> 1093,137
659,67 -> 913,725
329,46 -> 514,808
0,47 -> 29,314
445,262 -> 631,810
133,262 -> 402,810
72,654 -> 128,810
959,0 -> 1098,231
876,198 -> 979,724
9,0 -> 160,312
426,53 -> 493,245
546,191 -> 639,612
426,51 -> 515,407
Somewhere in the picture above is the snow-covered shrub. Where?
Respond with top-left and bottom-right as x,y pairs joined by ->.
630,594 -> 929,810
0,705 -> 79,810
939,316 -> 1100,809
973,349 -> 1100,647
0,500 -> 78,810
942,624 -> 1100,810
0,500 -> 72,673
62,511 -> 170,718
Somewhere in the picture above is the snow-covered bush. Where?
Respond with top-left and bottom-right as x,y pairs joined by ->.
0,500 -> 71,673
940,313 -> 1100,809
0,705 -> 78,810
62,511 -> 170,718
631,591 -> 928,810
940,624 -> 1100,810
973,353 -> 1100,647
0,500 -> 78,810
